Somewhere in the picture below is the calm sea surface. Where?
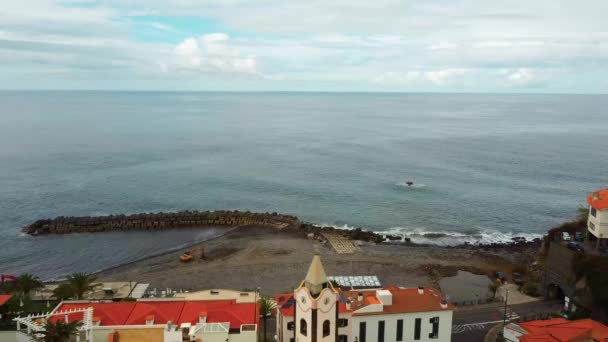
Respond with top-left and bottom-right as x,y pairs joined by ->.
0,92 -> 607,279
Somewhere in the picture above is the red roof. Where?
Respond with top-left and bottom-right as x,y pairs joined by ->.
275,286 -> 454,317
0,295 -> 12,306
588,189 -> 608,210
345,286 -> 455,316
51,302 -> 137,326
52,300 -> 258,329
519,318 -> 608,342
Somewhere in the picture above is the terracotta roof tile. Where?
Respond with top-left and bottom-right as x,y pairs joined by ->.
588,189 -> 608,210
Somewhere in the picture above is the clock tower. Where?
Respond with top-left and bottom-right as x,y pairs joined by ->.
294,255 -> 339,342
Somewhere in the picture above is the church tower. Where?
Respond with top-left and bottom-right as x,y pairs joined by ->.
294,255 -> 339,342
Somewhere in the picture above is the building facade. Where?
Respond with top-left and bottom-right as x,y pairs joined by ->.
276,255 -> 455,342
587,189 -> 608,249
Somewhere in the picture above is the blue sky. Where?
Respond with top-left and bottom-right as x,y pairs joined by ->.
0,0 -> 607,92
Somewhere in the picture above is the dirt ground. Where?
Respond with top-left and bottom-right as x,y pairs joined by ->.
97,226 -> 525,297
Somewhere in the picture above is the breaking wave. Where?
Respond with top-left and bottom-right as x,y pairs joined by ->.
313,223 -> 543,246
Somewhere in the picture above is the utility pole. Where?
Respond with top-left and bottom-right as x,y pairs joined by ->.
502,289 -> 510,328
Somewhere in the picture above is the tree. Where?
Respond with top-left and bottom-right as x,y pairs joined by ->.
52,284 -> 75,301
66,273 -> 99,300
31,319 -> 83,342
14,273 -> 44,299
258,297 -> 277,342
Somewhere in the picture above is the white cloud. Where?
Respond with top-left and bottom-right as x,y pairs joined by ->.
424,69 -> 466,85
173,34 -> 257,74
499,68 -> 547,87
0,0 -> 607,91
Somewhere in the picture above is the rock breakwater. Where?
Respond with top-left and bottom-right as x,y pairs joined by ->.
22,210 -> 300,235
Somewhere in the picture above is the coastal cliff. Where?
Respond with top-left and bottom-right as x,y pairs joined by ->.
22,210 -> 300,235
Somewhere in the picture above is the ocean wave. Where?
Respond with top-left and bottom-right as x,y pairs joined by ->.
395,182 -> 427,189
313,223 -> 543,246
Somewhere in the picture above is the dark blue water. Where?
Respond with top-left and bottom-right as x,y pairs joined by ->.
1,92 -> 606,279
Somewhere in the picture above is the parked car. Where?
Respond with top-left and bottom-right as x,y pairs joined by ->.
562,232 -> 571,241
567,242 -> 584,253
494,271 -> 507,282
574,232 -> 585,242
511,272 -> 525,286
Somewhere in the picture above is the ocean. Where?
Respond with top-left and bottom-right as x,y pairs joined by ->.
0,91 -> 606,280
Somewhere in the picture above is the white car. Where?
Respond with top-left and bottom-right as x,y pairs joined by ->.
562,232 -> 571,241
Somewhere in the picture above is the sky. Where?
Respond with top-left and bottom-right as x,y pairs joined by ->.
1,0 -> 607,92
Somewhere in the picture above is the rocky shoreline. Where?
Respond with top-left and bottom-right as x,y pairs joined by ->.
22,210 -> 544,253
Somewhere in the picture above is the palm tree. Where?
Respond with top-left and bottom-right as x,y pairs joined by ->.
66,273 -> 99,300
15,273 -> 44,299
52,283 -> 75,301
31,319 -> 83,342
258,297 -> 277,342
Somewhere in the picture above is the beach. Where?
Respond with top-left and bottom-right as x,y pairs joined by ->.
96,225 -> 537,296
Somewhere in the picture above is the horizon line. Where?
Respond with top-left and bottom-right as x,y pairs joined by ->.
0,89 -> 606,95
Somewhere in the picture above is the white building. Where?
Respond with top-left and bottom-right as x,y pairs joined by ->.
275,255 -> 455,342
587,189 -> 608,249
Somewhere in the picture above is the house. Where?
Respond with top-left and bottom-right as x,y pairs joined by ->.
503,318 -> 608,342
587,189 -> 608,250
275,255 -> 455,342
13,292 -> 258,342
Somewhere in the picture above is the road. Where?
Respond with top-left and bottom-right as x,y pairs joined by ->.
451,299 -> 563,342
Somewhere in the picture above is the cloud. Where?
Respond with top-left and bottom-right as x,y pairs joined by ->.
499,68 -> 547,88
424,69 -> 466,85
173,34 -> 257,74
0,0 -> 607,91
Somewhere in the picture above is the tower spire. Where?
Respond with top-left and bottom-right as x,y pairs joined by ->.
304,255 -> 328,296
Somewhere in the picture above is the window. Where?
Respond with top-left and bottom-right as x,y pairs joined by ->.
378,320 -> 385,342
359,321 -> 366,342
429,317 -> 439,339
591,207 -> 597,217
396,319 -> 403,341
338,335 -> 347,342
414,318 -> 421,340
323,320 -> 331,337
300,319 -> 307,336
290,339 -> 294,342
287,321 -> 294,331
338,318 -> 348,327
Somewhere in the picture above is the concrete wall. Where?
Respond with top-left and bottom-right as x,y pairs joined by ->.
0,331 -> 16,342
545,241 -> 577,298
351,311 -> 453,342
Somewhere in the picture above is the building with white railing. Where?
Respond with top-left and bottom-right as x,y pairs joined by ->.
12,294 -> 258,342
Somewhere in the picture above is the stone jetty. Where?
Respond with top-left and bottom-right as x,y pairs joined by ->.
21,210 -> 301,235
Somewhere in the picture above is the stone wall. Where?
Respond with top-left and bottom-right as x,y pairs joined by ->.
22,210 -> 301,235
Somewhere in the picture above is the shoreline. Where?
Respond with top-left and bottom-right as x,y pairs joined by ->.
92,225 -> 541,296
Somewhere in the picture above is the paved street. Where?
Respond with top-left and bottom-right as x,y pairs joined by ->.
452,299 -> 563,342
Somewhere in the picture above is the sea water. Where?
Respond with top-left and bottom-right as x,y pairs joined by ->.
0,91 -> 606,279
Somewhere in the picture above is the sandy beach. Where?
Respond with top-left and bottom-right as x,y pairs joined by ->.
97,226 -> 536,297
